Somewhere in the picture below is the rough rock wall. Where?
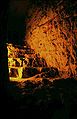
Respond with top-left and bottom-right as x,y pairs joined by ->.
25,0 -> 77,78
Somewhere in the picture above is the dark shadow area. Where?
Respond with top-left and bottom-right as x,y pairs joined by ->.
0,0 -> 9,117
7,78 -> 77,119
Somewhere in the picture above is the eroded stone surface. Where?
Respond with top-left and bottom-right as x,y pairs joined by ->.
25,0 -> 77,78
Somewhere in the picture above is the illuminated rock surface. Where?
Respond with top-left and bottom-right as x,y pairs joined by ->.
25,0 -> 77,78
7,0 -> 77,81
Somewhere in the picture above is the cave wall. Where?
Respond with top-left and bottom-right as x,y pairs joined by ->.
25,0 -> 77,78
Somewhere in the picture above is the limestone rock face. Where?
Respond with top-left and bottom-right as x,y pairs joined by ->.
25,0 -> 77,78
